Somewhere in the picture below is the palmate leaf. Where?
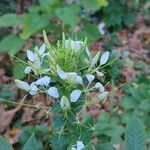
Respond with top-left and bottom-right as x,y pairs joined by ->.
23,133 -> 38,150
125,117 -> 145,150
0,136 -> 13,150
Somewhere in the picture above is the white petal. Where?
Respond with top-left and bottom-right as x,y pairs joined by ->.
74,41 -> 83,51
91,51 -> 100,66
64,40 -> 70,49
65,40 -> 83,52
70,90 -> 81,102
93,82 -> 105,92
48,87 -> 59,98
35,76 -> 51,86
43,68 -> 50,73
85,74 -> 95,83
56,65 -> 67,80
29,83 -> 38,95
96,71 -> 104,77
24,66 -> 32,74
77,141 -> 84,150
60,96 -> 70,109
15,79 -> 30,91
86,47 -> 91,57
100,51 -> 109,65
39,43 -> 46,55
98,91 -> 108,101
33,54 -> 41,67
98,22 -> 105,35
75,76 -> 83,85
27,50 -> 35,61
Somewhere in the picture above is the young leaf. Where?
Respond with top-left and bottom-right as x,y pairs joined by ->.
0,136 -> 13,150
125,117 -> 145,150
23,133 -> 37,150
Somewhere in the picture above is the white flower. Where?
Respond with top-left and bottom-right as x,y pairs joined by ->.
35,76 -> 51,87
27,50 -> 35,62
98,22 -> 105,35
47,87 -> 59,98
56,65 -> 83,85
56,65 -> 67,80
93,82 -> 105,92
70,90 -> 82,102
29,83 -> 38,95
60,96 -> 70,108
98,91 -> 108,101
65,40 -> 83,52
15,79 -> 30,91
85,74 -> 95,83
15,79 -> 38,95
96,71 -> 104,77
71,141 -> 85,150
38,43 -> 46,56
24,66 -> 32,74
100,51 -> 109,65
25,43 -> 50,74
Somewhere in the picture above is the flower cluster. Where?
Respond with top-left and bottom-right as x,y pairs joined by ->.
15,37 -> 110,109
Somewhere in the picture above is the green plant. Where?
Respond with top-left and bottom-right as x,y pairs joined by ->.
0,32 -> 149,149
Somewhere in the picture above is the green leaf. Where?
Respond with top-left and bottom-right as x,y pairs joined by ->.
0,14 -> 23,27
51,115 -> 64,129
23,133 -> 38,150
81,0 -> 100,12
119,97 -> 139,110
13,63 -> 26,79
125,117 -> 145,150
55,5 -> 80,28
95,143 -> 114,150
138,100 -> 150,112
0,34 -> 25,55
51,134 -> 68,150
21,13 -> 50,39
97,0 -> 108,7
77,23 -> 100,42
0,136 -> 13,150
13,53 -> 26,79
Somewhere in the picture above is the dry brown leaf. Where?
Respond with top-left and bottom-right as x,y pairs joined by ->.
0,99 -> 23,133
21,107 -> 35,123
0,105 -> 19,133
4,128 -> 21,145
